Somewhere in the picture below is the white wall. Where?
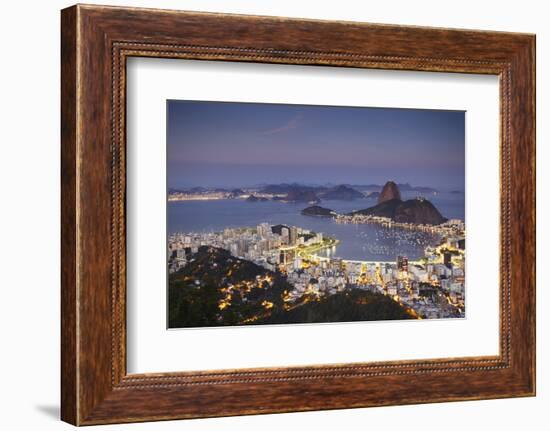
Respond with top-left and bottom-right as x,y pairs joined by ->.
0,0 -> 546,429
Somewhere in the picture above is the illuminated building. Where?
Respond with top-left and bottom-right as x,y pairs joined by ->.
443,251 -> 452,268
289,226 -> 298,245
397,255 -> 409,272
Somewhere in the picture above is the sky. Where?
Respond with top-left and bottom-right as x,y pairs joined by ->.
167,100 -> 465,190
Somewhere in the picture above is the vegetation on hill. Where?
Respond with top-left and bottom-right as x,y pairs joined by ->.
168,246 -> 416,328
301,205 -> 336,217
257,289 -> 416,324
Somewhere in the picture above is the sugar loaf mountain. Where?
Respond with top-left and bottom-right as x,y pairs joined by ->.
350,181 -> 446,225
302,181 -> 446,225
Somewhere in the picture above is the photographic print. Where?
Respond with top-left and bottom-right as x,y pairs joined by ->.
167,101 -> 465,329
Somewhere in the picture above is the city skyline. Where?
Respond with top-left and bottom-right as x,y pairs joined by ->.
167,101 -> 466,327
167,100 -> 465,190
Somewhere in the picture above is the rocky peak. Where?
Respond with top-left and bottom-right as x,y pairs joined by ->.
378,181 -> 402,204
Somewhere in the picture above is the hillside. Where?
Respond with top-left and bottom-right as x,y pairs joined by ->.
169,246 -> 416,328
351,197 -> 447,225
320,185 -> 364,200
257,289 -> 416,324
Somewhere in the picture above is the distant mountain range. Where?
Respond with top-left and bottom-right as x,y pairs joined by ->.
284,189 -> 321,203
169,182 -> 439,196
351,182 -> 438,194
320,185 -> 365,200
257,184 -> 366,202
259,183 -> 325,195
169,182 -> 443,208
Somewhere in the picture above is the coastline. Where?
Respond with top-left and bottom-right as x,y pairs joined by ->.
334,213 -> 464,236
168,221 -> 465,321
294,237 -> 340,260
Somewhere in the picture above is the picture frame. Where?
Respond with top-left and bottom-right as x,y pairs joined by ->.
61,4 -> 535,425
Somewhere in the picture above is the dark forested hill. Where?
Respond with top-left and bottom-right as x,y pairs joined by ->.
257,289 -> 416,324
169,246 -> 417,328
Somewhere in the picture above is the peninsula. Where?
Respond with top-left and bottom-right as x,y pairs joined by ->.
349,181 -> 447,226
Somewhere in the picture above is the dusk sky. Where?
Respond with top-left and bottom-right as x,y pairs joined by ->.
167,100 -> 465,190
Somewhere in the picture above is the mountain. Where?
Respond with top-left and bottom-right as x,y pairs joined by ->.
378,181 -> 402,204
258,183 -> 325,203
352,181 -> 446,225
351,183 -> 438,193
366,191 -> 380,199
285,189 -> 320,203
392,199 -> 447,224
351,197 -> 447,225
354,198 -> 401,218
301,205 -> 336,217
260,183 -> 326,195
320,185 -> 364,200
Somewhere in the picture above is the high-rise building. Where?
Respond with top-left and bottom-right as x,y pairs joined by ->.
443,251 -> 452,268
257,223 -> 270,238
397,256 -> 409,272
289,226 -> 298,245
279,249 -> 286,264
